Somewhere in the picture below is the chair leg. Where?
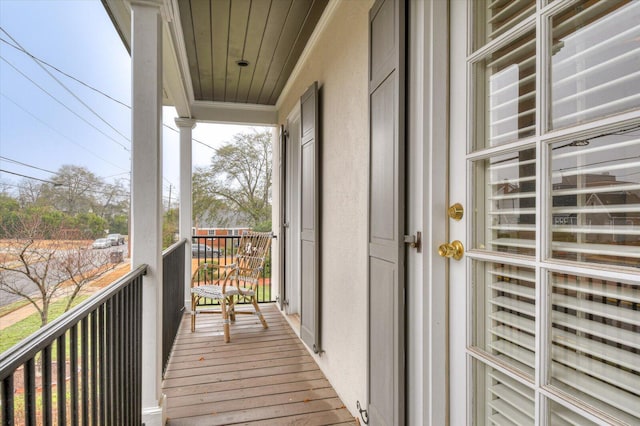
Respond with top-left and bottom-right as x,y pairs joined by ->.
229,296 -> 236,322
191,295 -> 197,332
221,297 -> 231,343
252,297 -> 268,329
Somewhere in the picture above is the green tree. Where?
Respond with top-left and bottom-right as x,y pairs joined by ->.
163,207 -> 178,248
192,130 -> 272,229
109,213 -> 129,235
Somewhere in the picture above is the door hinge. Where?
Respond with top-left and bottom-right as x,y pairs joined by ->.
403,231 -> 422,252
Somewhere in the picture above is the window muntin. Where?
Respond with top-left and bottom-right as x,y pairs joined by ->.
473,261 -> 536,377
549,271 -> 640,424
474,149 -> 536,256
474,30 -> 536,150
550,0 -> 640,130
549,131 -> 640,268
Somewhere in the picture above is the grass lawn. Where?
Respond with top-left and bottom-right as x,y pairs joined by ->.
0,295 -> 89,354
0,298 -> 31,318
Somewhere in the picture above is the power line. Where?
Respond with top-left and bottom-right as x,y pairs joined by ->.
0,36 -> 131,109
0,169 -> 59,185
0,27 -> 131,146
0,155 -> 58,175
1,93 -> 128,172
0,56 -> 130,152
1,33 -> 217,153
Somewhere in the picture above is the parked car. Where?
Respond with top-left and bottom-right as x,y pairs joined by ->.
192,243 -> 220,258
107,233 -> 125,245
92,238 -> 111,249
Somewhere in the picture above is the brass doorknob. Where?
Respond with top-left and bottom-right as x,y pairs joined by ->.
438,240 -> 464,260
447,203 -> 464,221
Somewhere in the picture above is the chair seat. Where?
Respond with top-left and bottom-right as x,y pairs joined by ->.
191,284 -> 255,299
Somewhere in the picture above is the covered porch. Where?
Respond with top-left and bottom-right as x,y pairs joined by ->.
163,303 -> 354,425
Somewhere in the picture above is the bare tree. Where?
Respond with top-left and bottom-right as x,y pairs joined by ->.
0,214 -> 115,327
192,130 -> 272,229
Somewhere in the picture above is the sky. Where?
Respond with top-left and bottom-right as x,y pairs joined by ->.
0,0 -> 262,206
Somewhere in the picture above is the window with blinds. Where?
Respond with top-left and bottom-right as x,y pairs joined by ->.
474,361 -> 535,425
467,0 -> 640,423
473,261 -> 536,377
475,150 -> 536,256
550,272 -> 640,424
550,132 -> 640,268
550,0 -> 640,130
475,30 -> 536,149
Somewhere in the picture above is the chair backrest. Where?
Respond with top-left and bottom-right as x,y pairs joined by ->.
234,231 -> 272,286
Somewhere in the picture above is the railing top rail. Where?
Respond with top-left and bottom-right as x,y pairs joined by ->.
0,264 -> 148,380
163,238 -> 187,257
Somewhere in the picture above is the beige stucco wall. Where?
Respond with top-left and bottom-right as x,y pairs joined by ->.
276,0 -> 373,417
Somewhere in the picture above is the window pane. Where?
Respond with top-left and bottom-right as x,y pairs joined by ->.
474,149 -> 536,255
550,132 -> 640,268
474,0 -> 536,49
550,1 -> 640,129
473,360 -> 535,425
474,31 -> 536,149
549,400 -> 598,426
473,261 -> 536,377
550,271 -> 640,424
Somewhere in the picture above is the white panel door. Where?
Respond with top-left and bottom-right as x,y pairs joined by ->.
449,1 -> 640,425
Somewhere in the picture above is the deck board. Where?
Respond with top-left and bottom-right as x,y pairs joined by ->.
163,303 -> 356,425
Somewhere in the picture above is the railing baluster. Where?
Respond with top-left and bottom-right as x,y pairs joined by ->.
42,345 -> 52,426
115,290 -> 122,425
24,358 -> 36,425
135,274 -> 143,425
70,325 -> 78,425
81,317 -> 89,425
98,304 -> 106,426
57,334 -> 67,425
90,310 -> 98,425
2,374 -> 14,426
105,298 -> 113,426
125,285 -> 132,425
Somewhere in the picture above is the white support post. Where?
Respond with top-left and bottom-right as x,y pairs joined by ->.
175,118 -> 196,311
130,1 -> 164,424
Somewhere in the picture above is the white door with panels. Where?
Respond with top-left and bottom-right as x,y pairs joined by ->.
449,1 -> 640,424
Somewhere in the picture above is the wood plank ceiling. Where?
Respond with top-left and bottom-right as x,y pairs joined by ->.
178,0 -> 328,105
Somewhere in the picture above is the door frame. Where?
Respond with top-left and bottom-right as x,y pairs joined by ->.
405,0 -> 449,424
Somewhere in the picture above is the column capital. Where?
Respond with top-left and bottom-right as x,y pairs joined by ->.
129,0 -> 163,8
175,117 -> 197,129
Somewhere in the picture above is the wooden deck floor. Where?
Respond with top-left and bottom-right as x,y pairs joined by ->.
162,303 -> 357,425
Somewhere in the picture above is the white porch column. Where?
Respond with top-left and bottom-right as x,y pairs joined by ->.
175,117 -> 196,311
130,1 -> 164,425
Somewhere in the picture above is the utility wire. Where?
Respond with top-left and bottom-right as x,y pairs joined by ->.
1,93 -> 128,171
0,155 -> 58,175
0,169 -> 59,185
0,36 -> 131,109
0,28 -> 131,146
0,56 -> 130,152
1,33 -> 217,153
